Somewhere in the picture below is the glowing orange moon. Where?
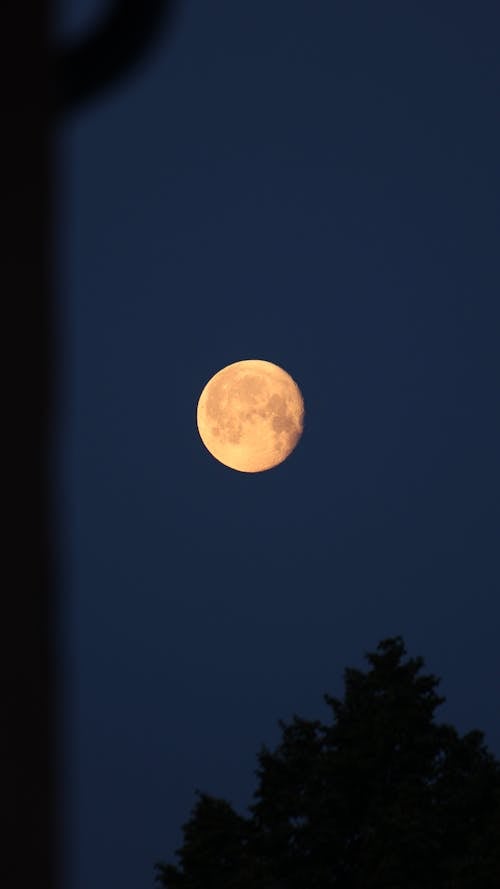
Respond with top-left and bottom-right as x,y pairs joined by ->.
196,359 -> 304,473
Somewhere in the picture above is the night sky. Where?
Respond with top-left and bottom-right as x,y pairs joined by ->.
58,2 -> 500,888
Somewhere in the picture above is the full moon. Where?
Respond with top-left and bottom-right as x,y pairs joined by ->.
196,359 -> 304,473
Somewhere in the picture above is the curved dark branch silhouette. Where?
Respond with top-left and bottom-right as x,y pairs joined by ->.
54,0 -> 179,113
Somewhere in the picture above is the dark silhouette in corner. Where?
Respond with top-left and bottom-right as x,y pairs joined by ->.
155,637 -> 500,889
4,3 -> 177,888
55,0 -> 179,113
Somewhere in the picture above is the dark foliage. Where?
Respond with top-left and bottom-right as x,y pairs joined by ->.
155,637 -> 500,888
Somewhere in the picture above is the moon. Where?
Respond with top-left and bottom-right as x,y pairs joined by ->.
196,359 -> 304,473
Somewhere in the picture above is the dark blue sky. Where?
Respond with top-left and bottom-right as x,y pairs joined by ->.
59,2 -> 500,888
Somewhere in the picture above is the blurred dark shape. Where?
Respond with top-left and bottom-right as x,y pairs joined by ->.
3,2 -> 177,888
55,0 -> 179,113
155,637 -> 500,889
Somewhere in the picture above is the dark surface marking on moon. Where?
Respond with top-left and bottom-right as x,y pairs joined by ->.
202,366 -> 303,457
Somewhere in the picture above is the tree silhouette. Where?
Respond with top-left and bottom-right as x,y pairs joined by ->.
155,637 -> 500,888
